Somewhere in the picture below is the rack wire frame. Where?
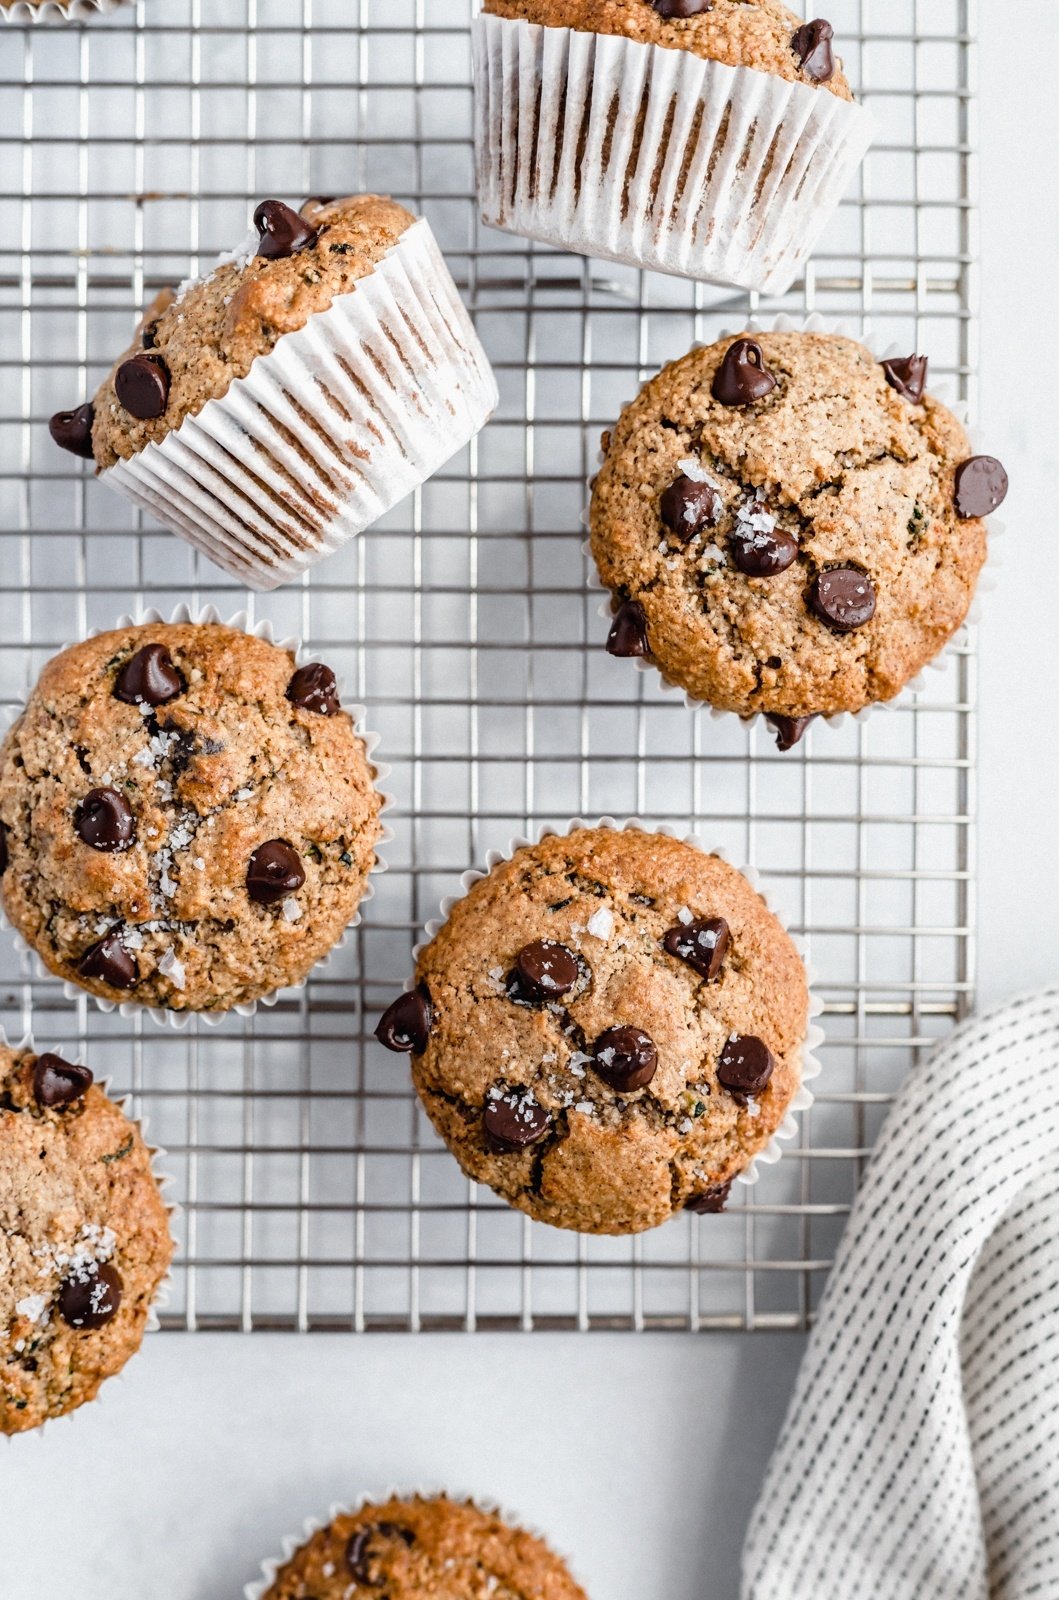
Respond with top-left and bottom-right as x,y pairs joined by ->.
0,0 -> 977,1332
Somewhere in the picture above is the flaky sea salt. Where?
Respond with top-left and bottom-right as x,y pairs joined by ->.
586,907 -> 614,940
158,947 -> 186,990
282,897 -> 302,923
14,1293 -> 47,1324
677,906 -> 694,926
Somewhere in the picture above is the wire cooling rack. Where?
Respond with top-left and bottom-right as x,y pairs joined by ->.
0,0 -> 977,1331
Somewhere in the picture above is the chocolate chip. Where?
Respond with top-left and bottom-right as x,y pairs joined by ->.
882,354 -> 928,404
766,714 -> 817,752
114,643 -> 184,706
791,18 -> 835,82
650,0 -> 713,18
512,940 -> 580,1001
254,199 -> 319,260
246,840 -> 306,905
49,402 -> 95,460
346,1524 -> 415,1584
712,338 -> 777,407
809,567 -> 876,632
593,1026 -> 658,1092
303,195 -> 336,213
286,662 -> 340,716
74,788 -> 135,853
483,1085 -> 551,1152
115,353 -> 170,421
0,822 -> 7,875
33,1053 -> 93,1109
686,1181 -> 733,1214
606,599 -> 649,658
58,1262 -> 123,1331
663,917 -> 729,981
141,320 -> 160,350
954,455 -> 1009,519
730,511 -> 799,577
77,929 -> 139,991
660,474 -> 721,541
717,1034 -> 774,1097
375,985 -> 434,1054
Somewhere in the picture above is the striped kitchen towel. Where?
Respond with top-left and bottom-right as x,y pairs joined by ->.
742,988 -> 1059,1600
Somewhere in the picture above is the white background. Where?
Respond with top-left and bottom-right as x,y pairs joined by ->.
3,6 -> 1056,1598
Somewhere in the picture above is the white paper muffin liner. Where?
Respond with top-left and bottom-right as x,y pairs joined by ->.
0,603 -> 393,1031
1,0 -> 127,22
101,217 -> 499,592
473,14 -> 873,296
1,1025 -> 177,1441
410,817 -> 824,1197
586,312 -> 1006,745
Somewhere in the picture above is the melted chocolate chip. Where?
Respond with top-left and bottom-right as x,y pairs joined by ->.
791,18 -> 835,82
686,1180 -> 733,1215
286,662 -> 340,716
74,788 -> 135,853
303,195 -> 336,213
49,402 -> 96,460
346,1524 -> 415,1584
246,840 -> 305,905
512,940 -> 580,1002
58,1263 -> 123,1331
593,1025 -> 658,1092
711,339 -> 777,407
730,512 -> 799,576
33,1053 -> 93,1109
254,199 -> 319,260
77,929 -> 139,991
114,643 -> 184,706
660,474 -> 722,541
650,1 -> 713,18
606,599 -> 649,658
954,456 -> 1009,519
663,917 -> 730,981
483,1085 -> 551,1152
717,1034 -> 774,1097
766,714 -> 817,752
883,354 -> 928,404
115,353 -> 170,420
809,567 -> 876,632
375,985 -> 434,1054
141,320 -> 160,350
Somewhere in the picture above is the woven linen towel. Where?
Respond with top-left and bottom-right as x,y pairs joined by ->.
742,988 -> 1059,1600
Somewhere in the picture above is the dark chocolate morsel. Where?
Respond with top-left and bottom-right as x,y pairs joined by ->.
74,787 -> 136,853
882,354 -> 928,404
686,1180 -> 733,1215
286,662 -> 340,716
246,840 -> 306,905
49,402 -> 96,460
141,320 -> 160,349
663,917 -> 730,982
483,1085 -> 551,1152
513,940 -> 580,1001
375,985 -> 434,1054
58,1262 -> 123,1331
660,474 -> 722,541
717,1034 -> 775,1097
954,456 -> 1009,519
303,196 -> 336,213
345,1524 -> 415,1583
766,714 -> 817,752
593,1025 -> 658,1092
730,512 -> 799,576
791,18 -> 836,82
114,643 -> 184,706
115,353 -> 170,421
606,599 -> 649,659
809,567 -> 876,632
33,1052 -> 94,1109
711,338 -> 778,407
650,0 -> 713,17
254,198 -> 319,260
77,929 -> 139,991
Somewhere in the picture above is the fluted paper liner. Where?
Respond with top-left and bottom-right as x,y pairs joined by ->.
474,14 -> 873,295
102,218 -> 498,591
2,0 -> 127,22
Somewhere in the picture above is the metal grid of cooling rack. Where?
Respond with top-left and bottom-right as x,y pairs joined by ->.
0,0 -> 977,1332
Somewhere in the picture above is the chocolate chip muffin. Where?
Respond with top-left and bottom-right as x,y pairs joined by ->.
1,1041 -> 172,1434
0,619 -> 383,1014
591,330 -> 1008,746
256,1495 -> 588,1600
377,826 -> 809,1235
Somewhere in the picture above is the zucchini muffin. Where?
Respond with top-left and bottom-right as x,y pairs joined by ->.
591,330 -> 1008,746
0,619 -> 383,1015
256,1495 -> 588,1600
1,1041 -> 172,1434
376,826 -> 809,1235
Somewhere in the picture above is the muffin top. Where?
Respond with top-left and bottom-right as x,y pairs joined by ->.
382,827 -> 808,1235
591,331 -> 1003,731
0,1043 -> 172,1434
259,1495 -> 588,1600
0,620 -> 383,1013
80,194 -> 414,470
482,0 -> 854,100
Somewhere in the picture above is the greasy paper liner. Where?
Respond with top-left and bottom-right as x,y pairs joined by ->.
473,14 -> 873,296
586,312 -> 1005,743
102,217 -> 499,592
1,1024 -> 177,1441
411,817 -> 825,1195
1,0 -> 127,22
244,1489 -> 585,1600
0,604 -> 394,1031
